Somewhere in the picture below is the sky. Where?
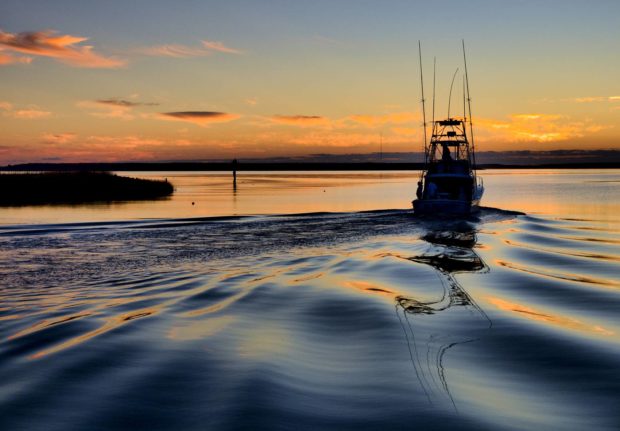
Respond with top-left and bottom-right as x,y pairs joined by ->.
0,0 -> 619,163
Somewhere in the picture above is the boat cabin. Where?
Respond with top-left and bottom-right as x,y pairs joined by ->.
415,117 -> 481,208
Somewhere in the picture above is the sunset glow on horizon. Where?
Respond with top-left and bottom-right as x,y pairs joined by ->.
1,0 -> 619,164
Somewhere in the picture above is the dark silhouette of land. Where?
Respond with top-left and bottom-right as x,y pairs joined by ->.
1,161 -> 619,173
0,172 -> 173,206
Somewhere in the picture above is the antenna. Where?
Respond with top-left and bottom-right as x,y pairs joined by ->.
418,41 -> 428,160
447,67 -> 459,119
432,57 -> 436,127
462,39 -> 476,167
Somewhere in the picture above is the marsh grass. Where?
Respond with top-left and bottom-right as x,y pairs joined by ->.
0,171 -> 173,205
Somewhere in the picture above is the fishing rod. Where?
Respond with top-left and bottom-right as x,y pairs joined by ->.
418,41 -> 428,164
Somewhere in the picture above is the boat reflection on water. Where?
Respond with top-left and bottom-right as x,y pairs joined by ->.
395,221 -> 491,410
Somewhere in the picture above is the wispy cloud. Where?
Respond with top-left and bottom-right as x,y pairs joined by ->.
86,135 -> 164,147
245,97 -> 258,106
1,103 -> 51,119
158,111 -> 240,126
0,29 -> 125,68
77,98 -> 159,120
201,40 -> 242,54
266,111 -> 419,130
0,50 -> 33,65
140,44 -> 210,58
573,96 -> 620,103
77,100 -> 134,120
283,131 -> 412,149
141,39 -> 242,58
270,115 -> 329,127
42,132 -> 76,144
96,98 -> 158,108
11,108 -> 52,119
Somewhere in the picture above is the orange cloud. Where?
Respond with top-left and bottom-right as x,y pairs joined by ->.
201,40 -> 242,54
256,111 -> 420,131
8,108 -> 51,119
96,98 -> 158,108
141,39 -> 242,58
42,132 -> 76,144
140,44 -> 211,58
475,113 -> 610,145
77,98 -> 159,120
1,102 -> 51,119
392,127 -> 419,136
77,100 -> 134,120
86,135 -> 164,148
270,115 -> 330,127
573,96 -> 620,103
0,51 -> 11,64
346,112 -> 418,128
0,50 -> 32,65
0,134 -> 176,163
158,111 -> 240,126
285,132 -> 382,148
254,126 -> 415,151
0,30 -> 125,68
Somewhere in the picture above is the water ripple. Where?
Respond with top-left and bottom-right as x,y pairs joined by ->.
1,208 -> 619,430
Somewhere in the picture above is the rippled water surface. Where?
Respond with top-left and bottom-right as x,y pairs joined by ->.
1,170 -> 619,430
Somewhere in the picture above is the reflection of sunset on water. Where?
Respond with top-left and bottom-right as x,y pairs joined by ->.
1,189 -> 618,429
485,296 -> 614,337
1,170 -> 618,226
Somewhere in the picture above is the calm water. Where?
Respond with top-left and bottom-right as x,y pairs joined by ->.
1,170 -> 619,430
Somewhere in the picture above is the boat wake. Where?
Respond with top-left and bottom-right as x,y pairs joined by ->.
2,205 -> 619,430
0,207 -> 521,289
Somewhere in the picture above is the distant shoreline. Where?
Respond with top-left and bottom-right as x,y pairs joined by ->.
0,172 -> 174,206
1,162 -> 620,172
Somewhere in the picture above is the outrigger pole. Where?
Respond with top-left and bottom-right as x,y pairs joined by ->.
418,41 -> 428,164
432,57 -> 436,128
462,39 -> 476,170
462,76 -> 466,122
447,67 -> 459,119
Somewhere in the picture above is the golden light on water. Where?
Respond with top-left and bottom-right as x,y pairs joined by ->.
485,296 -> 614,337
28,307 -> 160,360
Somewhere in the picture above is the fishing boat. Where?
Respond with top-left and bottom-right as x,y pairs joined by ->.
412,41 -> 484,215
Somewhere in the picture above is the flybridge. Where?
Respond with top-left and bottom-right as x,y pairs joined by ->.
428,118 -> 472,163
432,119 -> 468,143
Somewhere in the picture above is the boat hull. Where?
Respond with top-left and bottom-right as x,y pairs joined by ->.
412,198 -> 480,215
